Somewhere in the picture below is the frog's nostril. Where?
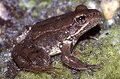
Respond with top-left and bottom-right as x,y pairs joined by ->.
93,12 -> 96,15
96,12 -> 100,15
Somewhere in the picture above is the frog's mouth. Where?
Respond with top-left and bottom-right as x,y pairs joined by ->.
82,15 -> 103,33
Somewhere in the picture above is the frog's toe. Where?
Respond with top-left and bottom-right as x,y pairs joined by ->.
86,64 -> 102,71
5,61 -> 20,79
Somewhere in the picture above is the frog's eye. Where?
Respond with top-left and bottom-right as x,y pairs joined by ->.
75,14 -> 86,24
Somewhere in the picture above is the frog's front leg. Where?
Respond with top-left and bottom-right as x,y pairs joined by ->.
61,40 -> 99,71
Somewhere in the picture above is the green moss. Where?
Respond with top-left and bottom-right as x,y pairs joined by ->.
79,25 -> 120,79
15,72 -> 52,79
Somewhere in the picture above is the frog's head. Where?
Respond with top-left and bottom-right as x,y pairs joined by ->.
69,5 -> 103,38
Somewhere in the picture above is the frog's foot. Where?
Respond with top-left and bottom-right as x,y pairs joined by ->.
5,61 -> 20,79
85,64 -> 101,71
22,65 -> 61,75
61,40 -> 100,71
61,54 -> 100,71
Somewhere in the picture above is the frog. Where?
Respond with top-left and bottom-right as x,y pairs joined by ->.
6,5 -> 103,79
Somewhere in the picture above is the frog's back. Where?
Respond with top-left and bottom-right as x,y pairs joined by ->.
26,11 -> 75,40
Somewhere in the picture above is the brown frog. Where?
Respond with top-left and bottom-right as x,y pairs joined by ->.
7,5 -> 102,78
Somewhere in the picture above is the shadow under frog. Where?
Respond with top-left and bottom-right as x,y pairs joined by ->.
6,5 -> 103,79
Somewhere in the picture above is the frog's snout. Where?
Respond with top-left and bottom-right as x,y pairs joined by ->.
88,9 -> 102,18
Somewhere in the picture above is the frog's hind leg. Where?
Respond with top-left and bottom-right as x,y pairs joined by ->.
61,40 -> 100,71
12,47 -> 58,74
